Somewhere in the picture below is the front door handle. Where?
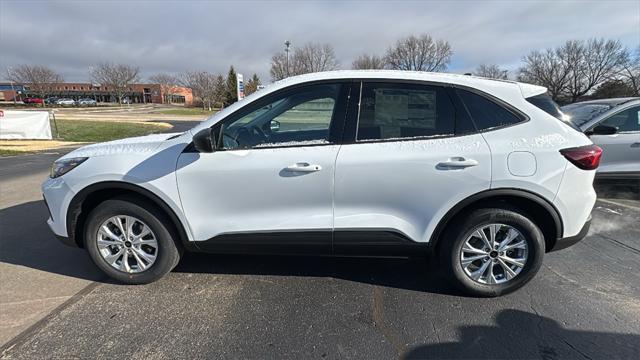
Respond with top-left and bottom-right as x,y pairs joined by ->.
437,157 -> 479,169
631,142 -> 640,148
284,162 -> 322,173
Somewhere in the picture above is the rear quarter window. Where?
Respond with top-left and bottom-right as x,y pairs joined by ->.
456,89 -> 524,131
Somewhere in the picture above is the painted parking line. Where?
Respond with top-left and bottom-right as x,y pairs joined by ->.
597,198 -> 640,211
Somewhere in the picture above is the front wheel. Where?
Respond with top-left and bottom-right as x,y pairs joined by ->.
84,197 -> 181,284
439,207 -> 545,297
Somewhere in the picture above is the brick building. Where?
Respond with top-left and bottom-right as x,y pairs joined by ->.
0,82 -> 193,106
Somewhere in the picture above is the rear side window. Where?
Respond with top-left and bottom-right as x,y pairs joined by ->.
356,83 -> 455,141
526,93 -> 563,119
456,89 -> 523,131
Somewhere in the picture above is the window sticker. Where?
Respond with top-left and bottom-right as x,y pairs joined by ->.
373,89 -> 436,129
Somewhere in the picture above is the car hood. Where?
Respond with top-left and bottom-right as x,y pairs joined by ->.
61,132 -> 182,159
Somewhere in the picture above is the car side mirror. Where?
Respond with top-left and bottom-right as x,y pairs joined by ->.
270,120 -> 281,132
587,124 -> 617,136
193,126 -> 220,153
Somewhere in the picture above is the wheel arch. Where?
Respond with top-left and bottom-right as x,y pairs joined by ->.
67,181 -> 191,249
429,188 -> 563,253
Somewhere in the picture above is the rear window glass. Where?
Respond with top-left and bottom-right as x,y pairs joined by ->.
526,94 -> 563,119
456,89 -> 523,131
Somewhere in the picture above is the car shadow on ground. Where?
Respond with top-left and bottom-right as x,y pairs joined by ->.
0,200 -> 461,295
595,179 -> 640,201
174,251 -> 462,296
0,200 -> 104,282
402,309 -> 640,359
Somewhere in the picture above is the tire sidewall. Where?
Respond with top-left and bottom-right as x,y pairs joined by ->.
84,198 -> 180,284
444,208 -> 545,297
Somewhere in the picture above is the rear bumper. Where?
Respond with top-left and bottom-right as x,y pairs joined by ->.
549,216 -> 591,252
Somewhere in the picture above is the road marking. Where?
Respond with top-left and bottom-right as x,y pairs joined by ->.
597,198 -> 640,211
0,281 -> 102,355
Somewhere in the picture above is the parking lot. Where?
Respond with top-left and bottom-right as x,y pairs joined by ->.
1,146 -> 639,359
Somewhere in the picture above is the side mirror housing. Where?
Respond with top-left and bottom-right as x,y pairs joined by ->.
587,124 -> 618,136
193,127 -> 220,153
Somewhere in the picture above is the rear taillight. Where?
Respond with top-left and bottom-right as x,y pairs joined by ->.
560,145 -> 602,170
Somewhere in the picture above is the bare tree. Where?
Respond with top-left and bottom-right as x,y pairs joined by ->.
149,73 -> 179,104
518,49 -> 571,101
621,46 -> 640,96
270,42 -> 339,81
474,64 -> 509,80
562,39 -> 628,102
519,39 -> 628,102
293,43 -> 339,74
90,63 -> 140,104
352,54 -> 385,70
180,71 -> 218,110
270,52 -> 289,81
384,34 -> 452,72
6,65 -> 63,102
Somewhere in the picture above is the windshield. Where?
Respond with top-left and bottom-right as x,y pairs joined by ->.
561,103 -> 612,127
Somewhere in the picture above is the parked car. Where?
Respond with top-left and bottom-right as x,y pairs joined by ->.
77,98 -> 97,106
121,97 -> 132,104
562,98 -> 639,179
42,71 -> 598,297
44,97 -> 59,105
23,97 -> 44,104
56,98 -> 76,106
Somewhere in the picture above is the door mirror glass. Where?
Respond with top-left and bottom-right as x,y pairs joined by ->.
588,124 -> 617,136
270,120 -> 281,132
193,127 -> 219,153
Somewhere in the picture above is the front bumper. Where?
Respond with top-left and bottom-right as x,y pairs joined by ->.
549,216 -> 591,252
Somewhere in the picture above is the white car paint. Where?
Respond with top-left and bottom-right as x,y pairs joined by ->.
43,70 -> 596,251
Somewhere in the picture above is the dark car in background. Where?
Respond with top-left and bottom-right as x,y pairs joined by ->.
562,98 -> 640,179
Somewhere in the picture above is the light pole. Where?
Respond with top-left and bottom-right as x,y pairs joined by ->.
284,40 -> 291,77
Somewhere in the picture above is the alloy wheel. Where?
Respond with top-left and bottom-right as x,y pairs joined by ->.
460,223 -> 529,284
96,215 -> 158,273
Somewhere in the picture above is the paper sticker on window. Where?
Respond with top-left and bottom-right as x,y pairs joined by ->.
373,89 -> 436,129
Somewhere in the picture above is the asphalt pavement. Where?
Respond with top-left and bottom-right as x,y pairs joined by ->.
0,138 -> 639,359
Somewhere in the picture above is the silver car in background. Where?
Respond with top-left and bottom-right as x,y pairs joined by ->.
562,98 -> 640,179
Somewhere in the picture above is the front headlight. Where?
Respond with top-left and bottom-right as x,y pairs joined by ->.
50,157 -> 88,178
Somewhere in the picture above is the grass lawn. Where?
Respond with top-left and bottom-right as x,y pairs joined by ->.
156,108 -> 217,116
0,149 -> 30,157
54,120 -> 171,142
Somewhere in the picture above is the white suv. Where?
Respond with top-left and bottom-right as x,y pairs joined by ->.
42,71 -> 599,297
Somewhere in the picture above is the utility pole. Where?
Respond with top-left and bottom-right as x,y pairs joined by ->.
284,40 -> 291,77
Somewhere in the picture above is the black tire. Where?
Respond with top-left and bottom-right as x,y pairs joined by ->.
84,197 -> 181,284
439,207 -> 545,297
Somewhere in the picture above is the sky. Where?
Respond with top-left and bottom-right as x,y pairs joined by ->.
1,0 -> 639,84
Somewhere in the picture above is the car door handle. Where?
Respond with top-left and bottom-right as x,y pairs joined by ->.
631,142 -> 640,148
437,157 -> 479,168
284,162 -> 322,172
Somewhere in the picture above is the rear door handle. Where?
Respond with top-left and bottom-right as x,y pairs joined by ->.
284,162 -> 322,173
437,157 -> 479,169
631,142 -> 640,148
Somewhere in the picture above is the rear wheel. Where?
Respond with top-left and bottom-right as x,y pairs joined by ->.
84,198 -> 181,284
440,207 -> 545,297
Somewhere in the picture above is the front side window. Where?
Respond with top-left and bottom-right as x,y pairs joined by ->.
220,84 -> 341,150
599,106 -> 640,133
456,89 -> 523,131
356,83 -> 455,141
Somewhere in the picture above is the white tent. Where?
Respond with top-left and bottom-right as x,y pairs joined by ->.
0,110 -> 52,140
